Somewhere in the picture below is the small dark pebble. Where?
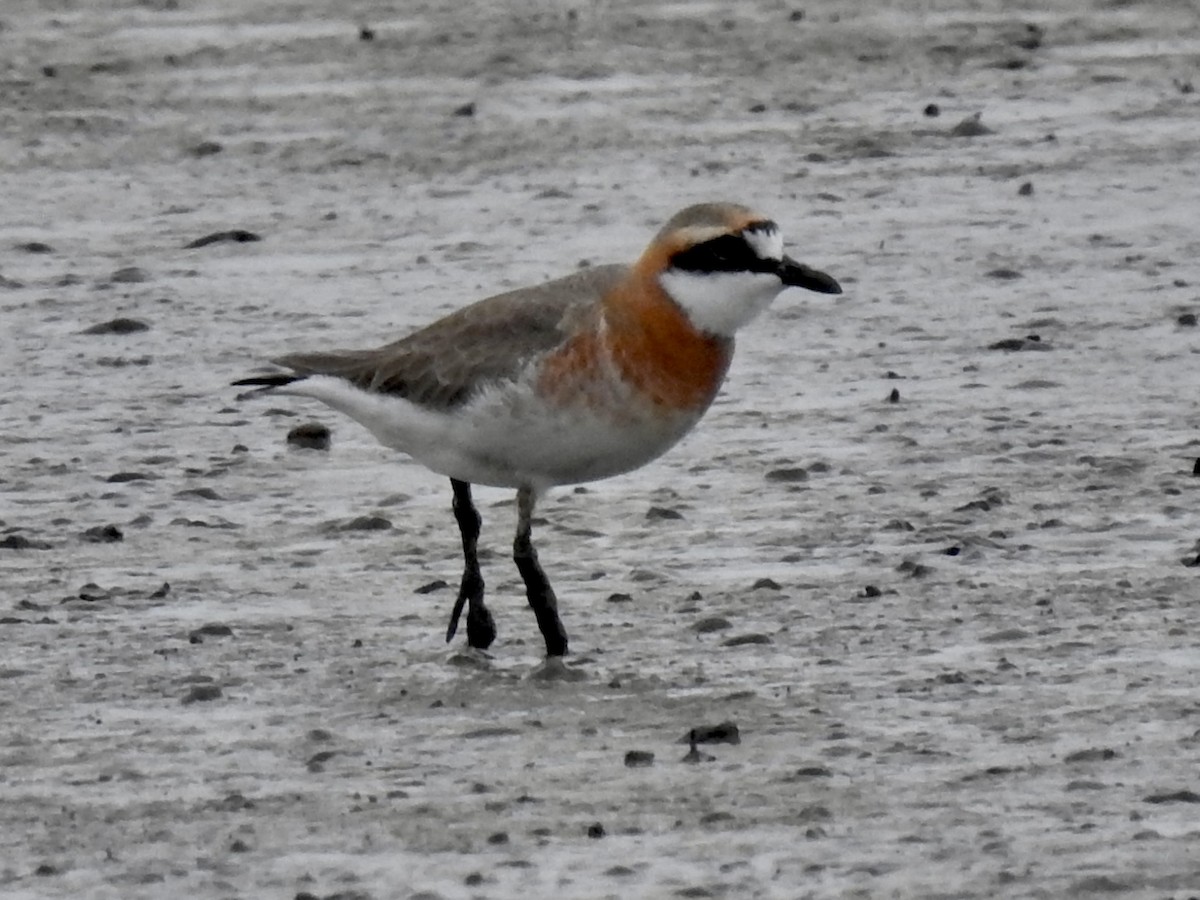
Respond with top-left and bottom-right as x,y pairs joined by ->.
287,422 -> 331,450
748,102 -> 767,113
110,266 -> 148,283
181,684 -> 223,704
183,230 -> 262,249
692,615 -> 731,633
624,750 -> 655,768
414,579 -> 449,595
342,515 -> 391,531
988,336 -> 1049,352
1018,181 -> 1034,196
189,140 -> 224,157
358,25 -> 376,41
34,863 -> 58,877
606,592 -> 633,603
586,822 -> 605,839
306,750 -> 337,771
896,559 -> 932,577
765,467 -> 808,483
1063,747 -> 1118,764
646,505 -> 683,520
794,765 -> 833,778
949,112 -> 993,137
106,471 -> 152,482
1144,789 -> 1200,804
229,839 -> 250,853
148,582 -> 170,599
986,268 -> 1023,280
723,633 -> 773,647
464,872 -> 485,886
175,487 -> 222,501
452,101 -> 476,117
887,387 -> 900,403
1192,458 -> 1200,476
82,317 -> 150,335
862,584 -> 882,597
1178,312 -> 1197,327
81,524 -> 123,543
76,582 -> 110,601
192,623 -> 233,638
923,102 -> 940,117
486,832 -> 509,845
682,722 -> 741,745
1,533 -> 50,550
751,577 -> 780,591
17,241 -> 54,253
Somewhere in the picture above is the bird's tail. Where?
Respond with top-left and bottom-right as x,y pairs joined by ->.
231,372 -> 305,399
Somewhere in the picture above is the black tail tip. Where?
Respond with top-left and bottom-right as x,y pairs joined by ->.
231,373 -> 301,389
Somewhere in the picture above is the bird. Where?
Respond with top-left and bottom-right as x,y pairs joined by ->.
233,201 -> 842,662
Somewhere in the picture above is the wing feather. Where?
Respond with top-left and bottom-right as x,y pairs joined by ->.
273,264 -> 626,411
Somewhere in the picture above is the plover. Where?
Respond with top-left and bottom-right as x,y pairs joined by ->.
234,202 -> 842,660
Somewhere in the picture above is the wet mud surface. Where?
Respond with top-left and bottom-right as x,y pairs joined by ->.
2,1 -> 1200,897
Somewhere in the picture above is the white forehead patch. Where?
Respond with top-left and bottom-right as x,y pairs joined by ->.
745,225 -> 783,262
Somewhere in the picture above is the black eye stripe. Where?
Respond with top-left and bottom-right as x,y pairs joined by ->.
669,234 -> 777,275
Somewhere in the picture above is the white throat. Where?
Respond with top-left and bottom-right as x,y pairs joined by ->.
659,269 -> 785,337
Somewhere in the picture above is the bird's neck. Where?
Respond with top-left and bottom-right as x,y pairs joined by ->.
602,263 -> 734,411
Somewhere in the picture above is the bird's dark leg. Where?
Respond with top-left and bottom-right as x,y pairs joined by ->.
445,479 -> 496,650
513,486 -> 568,657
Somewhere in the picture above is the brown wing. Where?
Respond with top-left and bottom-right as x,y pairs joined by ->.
273,264 -> 627,411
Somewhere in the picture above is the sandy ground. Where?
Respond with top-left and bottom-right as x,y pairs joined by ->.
3,0 -> 1200,897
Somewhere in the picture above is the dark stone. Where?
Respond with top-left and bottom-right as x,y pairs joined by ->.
723,633 -> 772,647
342,515 -> 391,531
1,533 -> 50,550
191,623 -> 233,638
189,140 -> 224,157
414,579 -> 449,594
82,317 -> 150,335
181,684 -> 222,704
17,241 -> 54,253
287,422 -> 331,450
106,472 -> 152,483
765,467 -> 808,482
624,750 -> 655,768
452,102 -> 476,117
646,505 -> 683,520
682,722 -> 740,745
1064,747 -> 1118,764
923,103 -> 940,117
586,822 -> 605,839
1143,789 -> 1200,804
81,524 -> 123,543
183,230 -> 262,249
949,112 -> 993,136
110,266 -> 148,283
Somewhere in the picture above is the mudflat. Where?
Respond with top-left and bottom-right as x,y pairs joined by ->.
2,1 -> 1199,898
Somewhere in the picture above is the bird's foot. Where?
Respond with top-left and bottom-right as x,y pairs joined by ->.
526,656 -> 587,683
466,603 -> 497,650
